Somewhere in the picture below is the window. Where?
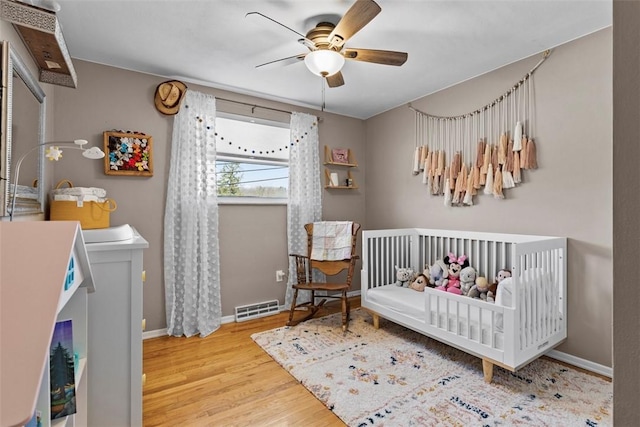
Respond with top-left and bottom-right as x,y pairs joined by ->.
215,113 -> 290,204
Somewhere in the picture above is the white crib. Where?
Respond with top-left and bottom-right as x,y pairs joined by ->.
361,228 -> 567,383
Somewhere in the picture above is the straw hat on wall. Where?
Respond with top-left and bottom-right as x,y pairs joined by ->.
154,80 -> 187,115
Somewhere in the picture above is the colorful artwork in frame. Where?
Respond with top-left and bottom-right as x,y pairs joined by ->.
331,148 -> 349,164
103,131 -> 153,176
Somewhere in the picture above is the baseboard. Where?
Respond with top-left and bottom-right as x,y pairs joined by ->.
143,329 -> 168,339
145,291 -> 363,337
546,349 -> 612,378
144,311 -> 277,338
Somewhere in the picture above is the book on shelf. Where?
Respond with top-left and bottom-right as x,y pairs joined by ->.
49,319 -> 77,420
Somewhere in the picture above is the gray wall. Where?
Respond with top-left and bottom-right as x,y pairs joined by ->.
49,59 -> 366,331
612,0 -> 639,423
365,28 -> 612,368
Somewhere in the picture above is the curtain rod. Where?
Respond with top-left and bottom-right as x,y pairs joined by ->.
215,97 -> 293,115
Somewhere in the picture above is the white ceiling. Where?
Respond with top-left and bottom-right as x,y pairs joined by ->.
54,0 -> 611,119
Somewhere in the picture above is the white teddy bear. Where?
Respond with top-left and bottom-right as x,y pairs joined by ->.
395,266 -> 415,287
459,266 -> 477,296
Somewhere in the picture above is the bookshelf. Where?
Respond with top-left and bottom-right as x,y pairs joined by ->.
0,221 -> 94,427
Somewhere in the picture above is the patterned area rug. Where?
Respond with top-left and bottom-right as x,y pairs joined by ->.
251,309 -> 612,426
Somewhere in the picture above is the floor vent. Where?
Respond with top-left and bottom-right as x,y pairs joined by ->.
235,300 -> 280,322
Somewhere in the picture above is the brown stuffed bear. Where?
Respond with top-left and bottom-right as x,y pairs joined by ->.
409,273 -> 429,292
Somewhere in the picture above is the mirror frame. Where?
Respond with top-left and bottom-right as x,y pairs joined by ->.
1,40 -> 47,217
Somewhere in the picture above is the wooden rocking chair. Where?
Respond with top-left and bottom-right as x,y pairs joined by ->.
287,222 -> 361,331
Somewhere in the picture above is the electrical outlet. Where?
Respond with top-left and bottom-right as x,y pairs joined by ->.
276,270 -> 285,282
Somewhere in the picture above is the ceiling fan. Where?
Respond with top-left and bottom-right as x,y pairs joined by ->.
248,0 -> 408,88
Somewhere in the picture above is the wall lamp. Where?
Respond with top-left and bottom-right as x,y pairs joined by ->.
10,139 -> 105,221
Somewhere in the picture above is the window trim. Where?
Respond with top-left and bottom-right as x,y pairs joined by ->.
215,114 -> 290,205
216,196 -> 288,206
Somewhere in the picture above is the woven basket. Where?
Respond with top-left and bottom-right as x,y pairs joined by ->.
49,180 -> 117,229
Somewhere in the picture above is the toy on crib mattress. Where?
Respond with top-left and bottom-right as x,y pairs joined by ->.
494,269 -> 512,288
395,266 -> 415,287
436,253 -> 469,295
468,276 -> 494,302
409,273 -> 429,292
459,266 -> 477,296
428,259 -> 449,288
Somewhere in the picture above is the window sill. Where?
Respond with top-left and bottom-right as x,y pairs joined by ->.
217,197 -> 288,206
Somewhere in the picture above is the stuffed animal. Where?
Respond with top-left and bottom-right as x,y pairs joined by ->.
495,269 -> 512,285
395,266 -> 415,288
409,273 -> 428,292
436,253 -> 469,295
428,259 -> 449,288
459,266 -> 477,296
468,276 -> 494,302
492,269 -> 512,295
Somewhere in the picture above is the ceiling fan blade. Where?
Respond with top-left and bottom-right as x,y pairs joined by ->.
342,48 -> 408,66
246,11 -> 315,46
255,53 -> 306,68
328,0 -> 382,49
326,71 -> 345,88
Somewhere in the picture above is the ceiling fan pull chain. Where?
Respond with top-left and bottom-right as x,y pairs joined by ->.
321,77 -> 326,111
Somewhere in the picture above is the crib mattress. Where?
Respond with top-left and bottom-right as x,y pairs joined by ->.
366,285 -> 425,320
367,285 -> 505,350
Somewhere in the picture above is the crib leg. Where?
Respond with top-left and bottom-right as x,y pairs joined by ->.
482,359 -> 494,383
372,313 -> 380,329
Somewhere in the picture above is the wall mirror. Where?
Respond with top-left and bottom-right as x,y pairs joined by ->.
0,40 -> 46,218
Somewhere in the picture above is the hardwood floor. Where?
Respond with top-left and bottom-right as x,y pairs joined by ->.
144,297 -> 610,426
143,299 -> 358,426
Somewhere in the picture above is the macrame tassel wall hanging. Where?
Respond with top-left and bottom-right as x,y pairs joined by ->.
409,50 -> 549,207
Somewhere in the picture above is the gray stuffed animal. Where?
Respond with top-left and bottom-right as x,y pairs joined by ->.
395,266 -> 415,287
459,266 -> 477,296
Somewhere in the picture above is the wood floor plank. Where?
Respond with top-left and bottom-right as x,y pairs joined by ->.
143,299 -> 357,426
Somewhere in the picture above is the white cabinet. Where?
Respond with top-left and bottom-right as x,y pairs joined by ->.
0,221 -> 95,427
84,228 -> 148,427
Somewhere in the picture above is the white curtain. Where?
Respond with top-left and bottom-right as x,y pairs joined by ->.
164,90 -> 221,337
285,112 -> 322,307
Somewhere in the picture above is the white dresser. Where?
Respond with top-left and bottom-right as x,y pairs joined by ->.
84,226 -> 148,427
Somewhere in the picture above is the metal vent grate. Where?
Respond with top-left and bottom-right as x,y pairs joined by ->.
234,299 -> 280,322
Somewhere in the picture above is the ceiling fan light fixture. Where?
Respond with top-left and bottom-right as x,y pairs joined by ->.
304,50 -> 345,77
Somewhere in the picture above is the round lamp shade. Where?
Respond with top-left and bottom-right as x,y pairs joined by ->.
304,50 -> 345,77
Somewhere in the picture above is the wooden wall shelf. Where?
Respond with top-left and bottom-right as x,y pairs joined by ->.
323,145 -> 358,167
324,168 -> 358,189
323,145 -> 359,189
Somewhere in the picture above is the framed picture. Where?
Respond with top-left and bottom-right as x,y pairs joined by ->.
50,320 -> 76,419
103,131 -> 153,176
331,148 -> 349,164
